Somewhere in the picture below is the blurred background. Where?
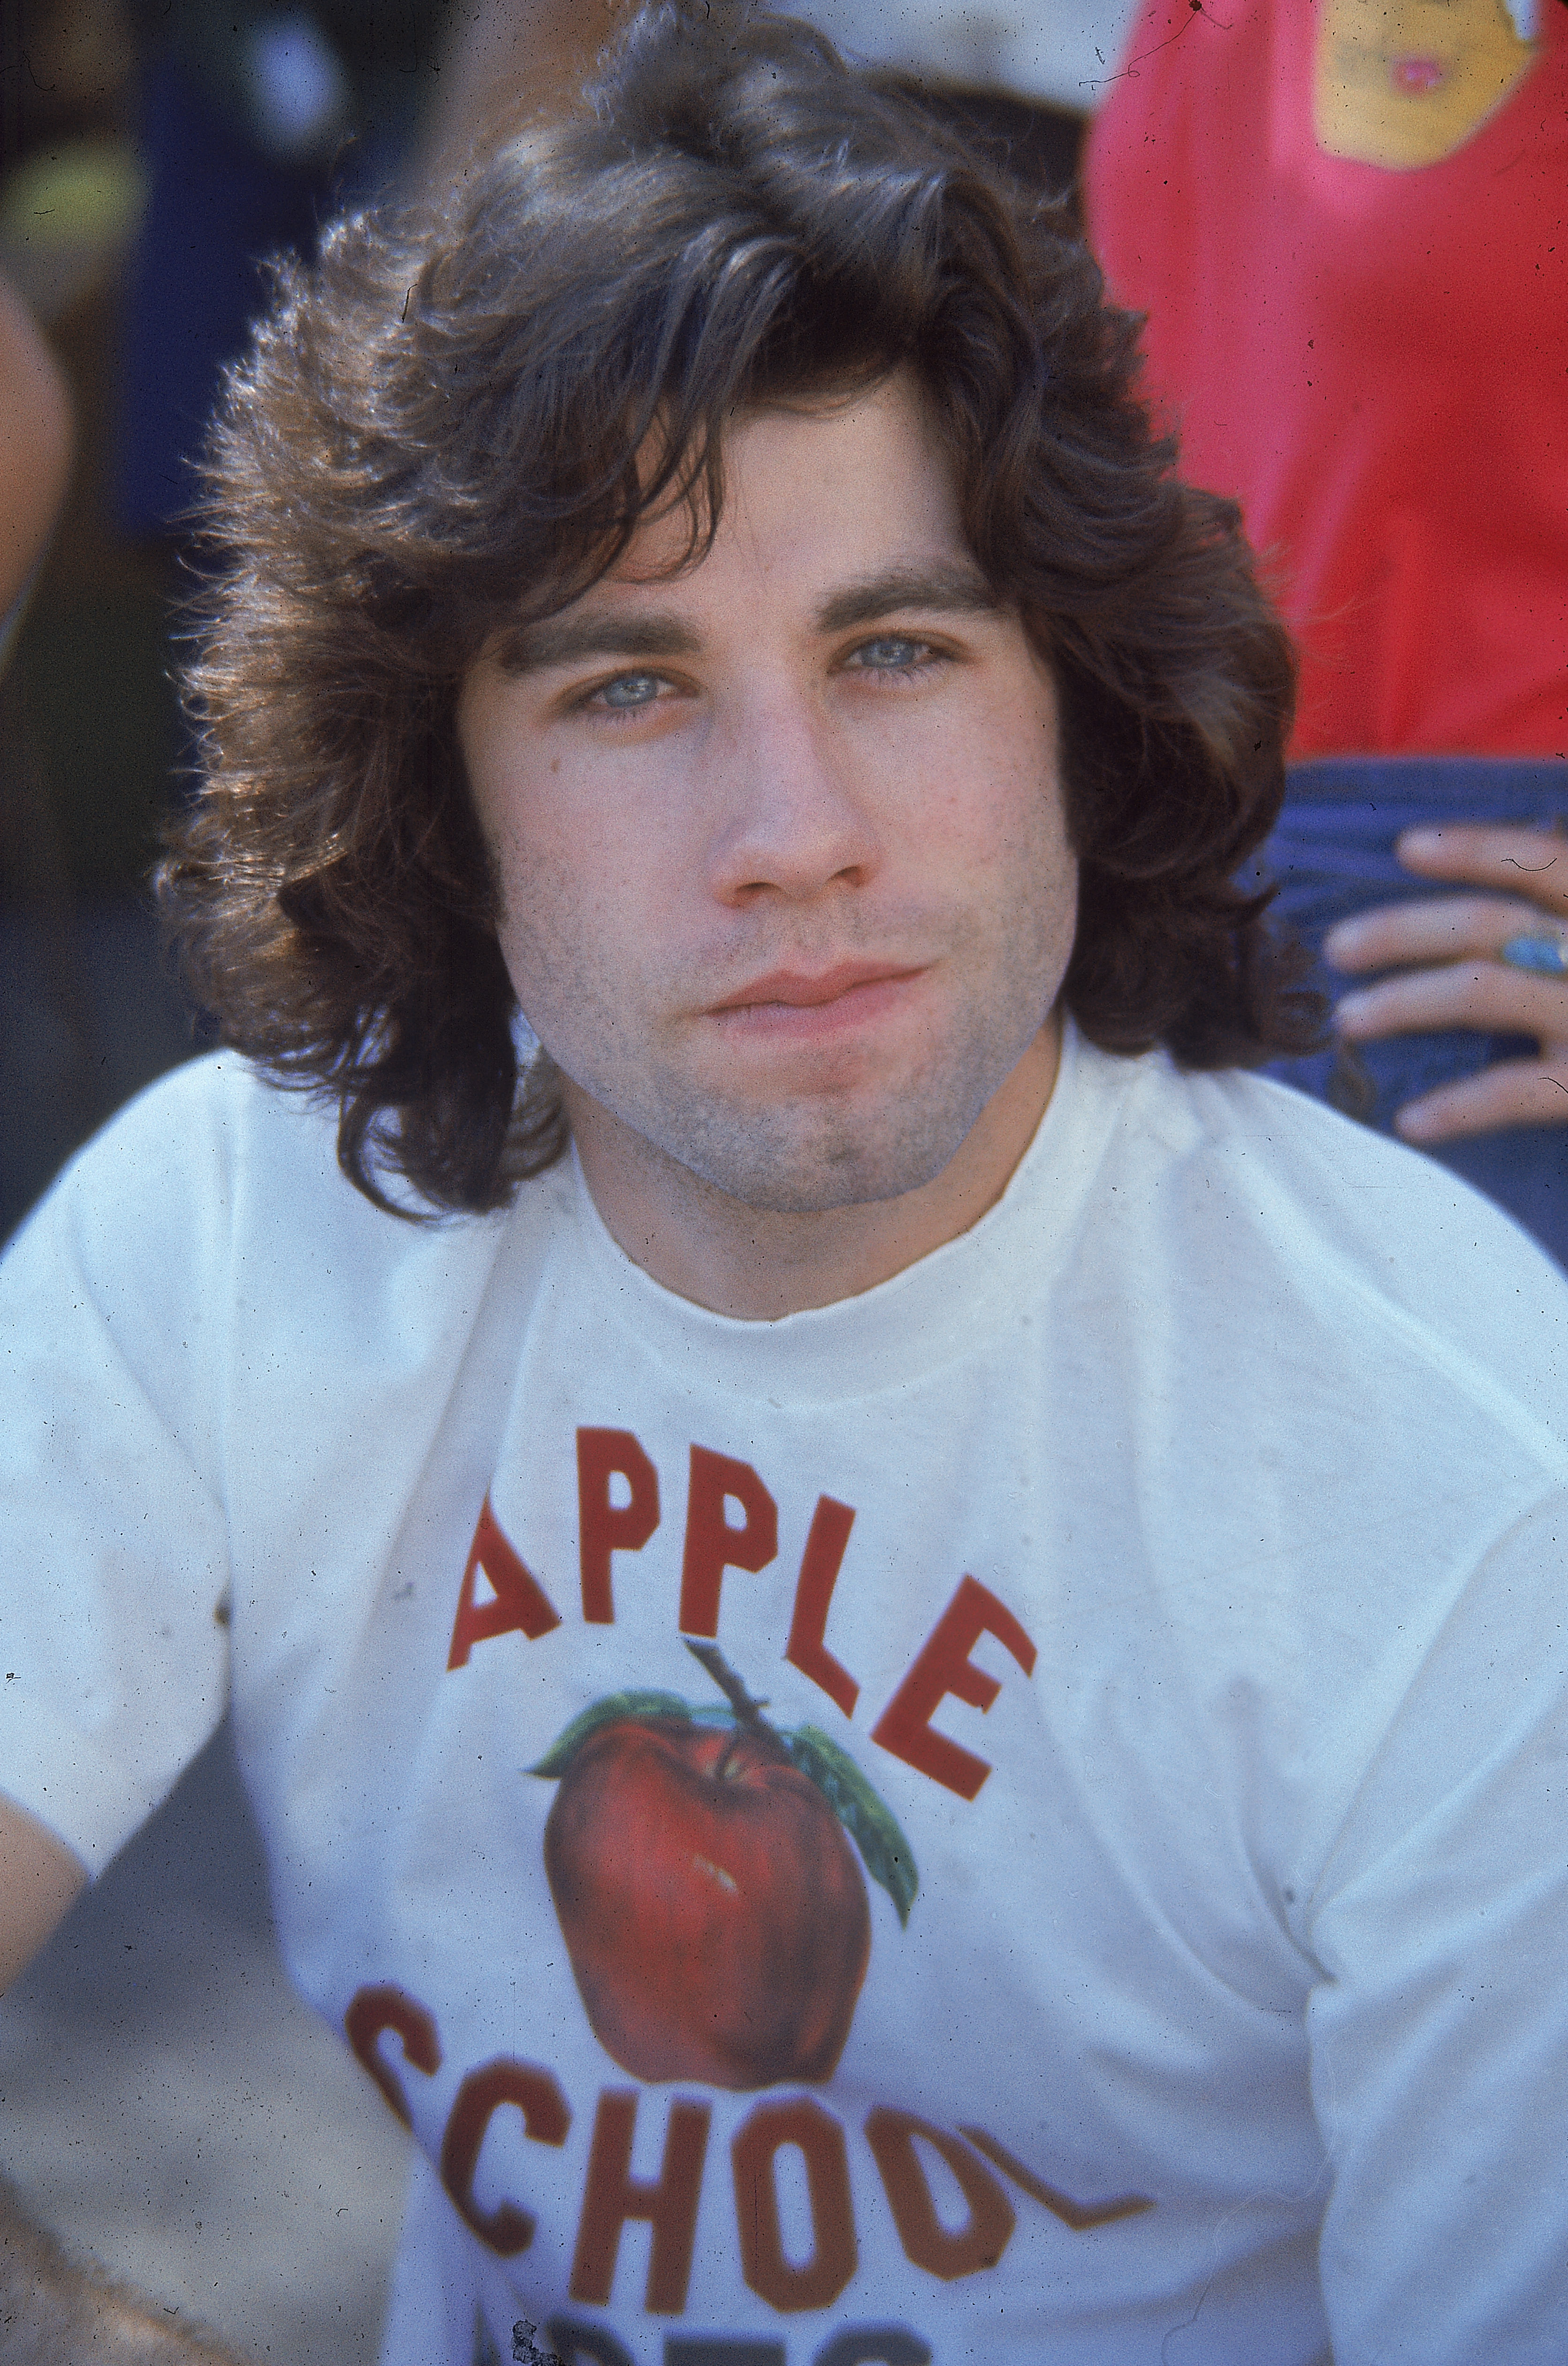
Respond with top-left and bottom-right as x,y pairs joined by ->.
0,3 -> 1130,2357
0,0 -> 464,1246
0,16 -> 460,2352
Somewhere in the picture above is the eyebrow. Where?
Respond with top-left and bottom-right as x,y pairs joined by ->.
495,613 -> 703,675
813,563 -> 1001,634
495,562 -> 1001,676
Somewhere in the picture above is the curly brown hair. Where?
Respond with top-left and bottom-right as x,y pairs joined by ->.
160,1 -> 1318,1219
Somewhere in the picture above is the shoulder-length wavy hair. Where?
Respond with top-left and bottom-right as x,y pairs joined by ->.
160,0 -> 1318,1218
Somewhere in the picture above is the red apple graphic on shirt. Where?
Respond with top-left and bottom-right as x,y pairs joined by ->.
531,1641 -> 918,2091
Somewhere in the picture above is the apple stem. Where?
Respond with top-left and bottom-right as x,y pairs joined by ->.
683,1638 -> 772,1734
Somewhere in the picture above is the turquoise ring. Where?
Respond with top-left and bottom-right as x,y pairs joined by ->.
1501,934 -> 1568,976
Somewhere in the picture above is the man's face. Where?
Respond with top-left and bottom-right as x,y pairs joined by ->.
457,373 -> 1077,1220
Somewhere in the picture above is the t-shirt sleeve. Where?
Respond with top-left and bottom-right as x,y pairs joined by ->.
1305,1485 -> 1568,2360
0,1066 -> 239,1874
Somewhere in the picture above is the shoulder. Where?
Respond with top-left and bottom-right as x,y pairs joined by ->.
1,1054 -> 569,1358
1073,1038 -> 1568,1456
0,1057 -> 583,1492
8,1054 -> 355,1287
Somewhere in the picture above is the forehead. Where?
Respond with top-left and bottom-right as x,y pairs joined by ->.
594,373 -> 971,611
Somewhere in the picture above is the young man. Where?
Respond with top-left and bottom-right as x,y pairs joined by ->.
3,8 -> 1568,2362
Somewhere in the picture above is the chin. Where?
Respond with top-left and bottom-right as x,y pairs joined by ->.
677,1096 -> 983,1217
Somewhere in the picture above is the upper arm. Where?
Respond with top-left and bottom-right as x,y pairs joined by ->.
0,1066 -> 239,1885
0,266 -> 72,625
0,1793 -> 86,1995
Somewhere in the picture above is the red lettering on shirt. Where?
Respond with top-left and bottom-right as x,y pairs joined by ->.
440,2057 -> 571,2255
447,1495 -> 563,1669
570,2087 -> 711,2314
343,1979 -> 1136,2329
344,1984 -> 441,2127
678,1446 -> 778,1637
577,1428 -> 661,1624
732,2094 -> 859,2313
870,1576 -> 1037,1801
957,2125 -> 1154,2229
784,1496 -> 861,1719
863,2108 -> 1015,2279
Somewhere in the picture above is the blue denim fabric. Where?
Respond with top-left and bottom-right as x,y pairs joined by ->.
1262,758 -> 1568,1268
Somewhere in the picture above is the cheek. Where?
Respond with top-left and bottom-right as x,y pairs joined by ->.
985,750 -> 1078,978
478,735 -> 692,918
483,764 -> 615,926
950,718 -> 1073,890
487,813 -> 676,1054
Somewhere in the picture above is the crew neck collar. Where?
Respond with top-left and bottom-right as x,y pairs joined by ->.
563,1020 -> 1136,1405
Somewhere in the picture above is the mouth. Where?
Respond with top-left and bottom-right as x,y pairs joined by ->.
1390,54 -> 1447,92
708,960 -> 926,1013
704,960 -> 929,1041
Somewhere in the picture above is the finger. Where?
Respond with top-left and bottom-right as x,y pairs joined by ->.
1335,960 -> 1568,1042
1395,1056 -> 1568,1144
1324,893 -> 1550,974
1397,824 -> 1568,920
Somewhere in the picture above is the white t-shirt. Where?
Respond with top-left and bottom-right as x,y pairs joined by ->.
4,1024 -> 1568,2366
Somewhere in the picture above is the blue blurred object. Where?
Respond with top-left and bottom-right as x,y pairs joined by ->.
115,56 -> 328,539
1500,932 -> 1568,976
114,8 -> 430,541
1263,757 -> 1568,1265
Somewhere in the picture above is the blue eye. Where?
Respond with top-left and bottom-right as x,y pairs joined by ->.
595,672 -> 665,709
850,637 -> 929,671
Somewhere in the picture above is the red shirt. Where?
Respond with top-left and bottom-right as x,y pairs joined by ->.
1084,0 -> 1568,758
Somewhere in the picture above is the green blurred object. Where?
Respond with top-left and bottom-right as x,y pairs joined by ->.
0,137 -> 148,322
0,138 -> 147,246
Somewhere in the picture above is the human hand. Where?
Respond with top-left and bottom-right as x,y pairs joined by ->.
0,2174 -> 253,2361
1324,822 -> 1568,1144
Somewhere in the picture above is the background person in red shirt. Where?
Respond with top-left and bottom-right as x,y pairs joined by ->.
1085,0 -> 1568,1260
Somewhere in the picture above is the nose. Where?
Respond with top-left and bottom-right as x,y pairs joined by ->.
703,685 -> 881,906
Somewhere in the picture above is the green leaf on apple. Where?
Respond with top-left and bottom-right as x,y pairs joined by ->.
785,1724 -> 919,1927
529,1690 -> 695,1777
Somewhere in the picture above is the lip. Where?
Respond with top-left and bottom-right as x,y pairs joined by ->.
1390,53 -> 1446,91
704,959 -> 929,1042
708,960 -> 926,1013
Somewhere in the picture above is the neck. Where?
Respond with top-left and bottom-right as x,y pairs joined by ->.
564,1018 -> 1063,1320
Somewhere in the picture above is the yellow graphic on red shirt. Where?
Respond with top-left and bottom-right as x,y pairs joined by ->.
531,1641 -> 918,2091
1315,0 -> 1537,167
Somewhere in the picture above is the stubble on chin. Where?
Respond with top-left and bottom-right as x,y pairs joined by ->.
574,1010 -> 1027,1219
